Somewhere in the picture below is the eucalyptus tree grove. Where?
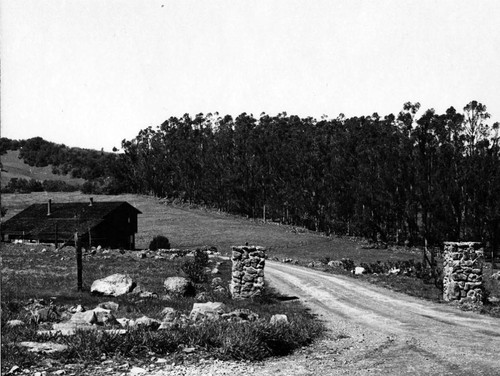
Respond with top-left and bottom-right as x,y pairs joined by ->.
117,102 -> 500,247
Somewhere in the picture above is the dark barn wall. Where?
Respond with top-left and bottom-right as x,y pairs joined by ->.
92,205 -> 138,250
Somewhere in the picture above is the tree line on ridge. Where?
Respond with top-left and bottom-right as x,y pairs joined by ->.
2,101 -> 500,248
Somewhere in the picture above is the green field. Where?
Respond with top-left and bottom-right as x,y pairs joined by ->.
0,150 -> 85,187
1,192 -> 421,264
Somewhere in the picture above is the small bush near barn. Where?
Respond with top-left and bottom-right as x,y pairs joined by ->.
148,235 -> 171,251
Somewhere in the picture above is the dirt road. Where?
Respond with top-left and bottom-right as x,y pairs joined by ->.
260,261 -> 500,375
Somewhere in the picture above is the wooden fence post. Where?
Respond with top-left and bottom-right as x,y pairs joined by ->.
55,222 -> 58,248
75,232 -> 83,291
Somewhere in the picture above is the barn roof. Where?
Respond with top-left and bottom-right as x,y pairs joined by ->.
1,201 -> 141,241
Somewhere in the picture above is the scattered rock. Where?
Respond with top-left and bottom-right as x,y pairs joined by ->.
354,266 -> 366,275
211,268 -> 220,275
388,268 -> 400,275
50,322 -> 96,336
190,302 -> 227,321
135,316 -> 161,330
491,271 -> 500,280
195,293 -> 209,302
327,260 -> 343,267
161,307 -> 177,322
129,367 -> 147,375
130,284 -> 145,295
270,314 -> 289,325
92,307 -> 120,326
139,291 -> 158,299
158,321 -> 174,330
222,309 -> 259,322
7,365 -> 20,374
70,311 -> 97,325
164,276 -> 195,297
116,318 -> 133,328
97,301 -> 119,311
73,304 -> 86,313
19,341 -> 68,354
6,319 -> 25,328
91,274 -> 136,297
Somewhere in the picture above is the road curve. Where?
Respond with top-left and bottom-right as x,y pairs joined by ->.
265,261 -> 500,376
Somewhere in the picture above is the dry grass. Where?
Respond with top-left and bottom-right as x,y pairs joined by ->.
2,193 -> 419,265
0,150 -> 85,187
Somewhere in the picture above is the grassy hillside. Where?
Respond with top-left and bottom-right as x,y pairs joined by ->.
1,192 -> 419,264
0,150 -> 85,187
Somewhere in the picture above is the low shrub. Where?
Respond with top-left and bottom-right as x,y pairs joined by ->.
341,258 -> 355,271
180,248 -> 210,283
148,235 -> 171,251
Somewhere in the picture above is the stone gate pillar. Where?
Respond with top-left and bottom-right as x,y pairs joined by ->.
443,242 -> 484,305
230,246 -> 266,299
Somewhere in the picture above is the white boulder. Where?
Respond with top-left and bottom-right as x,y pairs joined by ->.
270,314 -> 289,325
91,274 -> 136,297
164,276 -> 194,296
354,266 -> 366,275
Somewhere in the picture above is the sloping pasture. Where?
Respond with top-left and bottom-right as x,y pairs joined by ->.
1,192 -> 420,264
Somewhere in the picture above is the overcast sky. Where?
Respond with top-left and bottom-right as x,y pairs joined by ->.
1,0 -> 499,151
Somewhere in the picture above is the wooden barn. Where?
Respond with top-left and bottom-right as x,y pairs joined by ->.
1,198 -> 141,250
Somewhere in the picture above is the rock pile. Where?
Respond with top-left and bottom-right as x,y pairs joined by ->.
443,242 -> 484,305
230,246 -> 266,299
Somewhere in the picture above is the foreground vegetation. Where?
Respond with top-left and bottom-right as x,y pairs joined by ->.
1,243 -> 324,374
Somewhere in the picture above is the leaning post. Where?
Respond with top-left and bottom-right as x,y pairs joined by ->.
75,232 -> 83,291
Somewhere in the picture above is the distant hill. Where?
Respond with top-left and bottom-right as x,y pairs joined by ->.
1,150 -> 85,187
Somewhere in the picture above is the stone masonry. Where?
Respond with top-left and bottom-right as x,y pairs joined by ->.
230,246 -> 266,299
443,242 -> 484,305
